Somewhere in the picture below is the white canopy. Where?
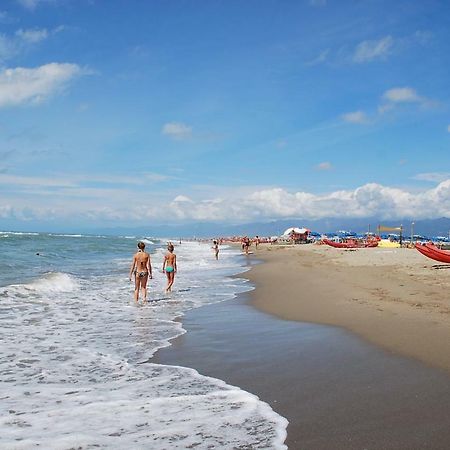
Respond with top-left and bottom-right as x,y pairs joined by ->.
282,227 -> 309,236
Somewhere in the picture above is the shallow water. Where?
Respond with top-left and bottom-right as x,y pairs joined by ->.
0,233 -> 287,449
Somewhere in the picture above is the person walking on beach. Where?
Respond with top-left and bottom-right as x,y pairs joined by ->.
242,236 -> 250,255
212,240 -> 219,260
254,235 -> 260,250
129,241 -> 152,303
162,243 -> 177,293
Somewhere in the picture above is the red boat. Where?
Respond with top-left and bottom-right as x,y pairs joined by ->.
415,243 -> 450,264
323,238 -> 378,249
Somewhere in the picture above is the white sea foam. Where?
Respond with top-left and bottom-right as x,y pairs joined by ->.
2,273 -> 80,298
0,240 -> 288,448
48,233 -> 84,238
0,231 -> 39,236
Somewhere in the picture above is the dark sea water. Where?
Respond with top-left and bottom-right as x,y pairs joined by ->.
0,232 -> 287,449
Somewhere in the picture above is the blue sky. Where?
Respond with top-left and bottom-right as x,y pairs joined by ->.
0,0 -> 449,230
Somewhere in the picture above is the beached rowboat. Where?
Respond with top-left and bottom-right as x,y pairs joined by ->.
323,238 -> 379,249
415,243 -> 450,264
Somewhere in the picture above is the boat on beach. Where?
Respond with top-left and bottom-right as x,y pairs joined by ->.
322,238 -> 379,249
415,242 -> 450,264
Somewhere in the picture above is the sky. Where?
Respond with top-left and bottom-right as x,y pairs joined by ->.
0,0 -> 449,231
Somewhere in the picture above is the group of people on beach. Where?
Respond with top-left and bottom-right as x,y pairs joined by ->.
129,241 -> 177,303
130,236 -> 260,302
241,236 -> 259,254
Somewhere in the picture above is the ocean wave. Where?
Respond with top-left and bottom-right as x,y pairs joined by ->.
3,272 -> 80,296
0,239 -> 288,448
0,231 -> 40,236
48,233 -> 84,238
1,360 -> 287,449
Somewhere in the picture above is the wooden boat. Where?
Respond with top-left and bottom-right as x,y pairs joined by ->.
323,238 -> 378,249
415,243 -> 450,263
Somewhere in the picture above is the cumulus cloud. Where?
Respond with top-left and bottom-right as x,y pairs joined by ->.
3,177 -> 450,224
0,63 -> 86,108
341,110 -> 369,124
353,36 -> 394,63
158,181 -> 450,222
162,122 -> 193,140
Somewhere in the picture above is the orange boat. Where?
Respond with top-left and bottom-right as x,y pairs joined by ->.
415,243 -> 450,264
323,238 -> 378,249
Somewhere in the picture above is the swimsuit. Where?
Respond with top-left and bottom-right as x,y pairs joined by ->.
134,270 -> 148,278
165,266 -> 174,273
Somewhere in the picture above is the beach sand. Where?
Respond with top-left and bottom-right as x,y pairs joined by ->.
249,243 -> 450,373
153,244 -> 450,449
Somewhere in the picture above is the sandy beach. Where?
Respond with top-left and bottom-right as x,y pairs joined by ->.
248,243 -> 450,373
154,243 -> 450,449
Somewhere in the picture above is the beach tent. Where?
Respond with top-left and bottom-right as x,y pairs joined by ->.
282,227 -> 309,236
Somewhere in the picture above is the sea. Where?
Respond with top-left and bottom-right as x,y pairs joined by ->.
0,232 -> 288,449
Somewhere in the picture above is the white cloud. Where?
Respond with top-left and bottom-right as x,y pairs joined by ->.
0,173 -> 77,187
383,87 -> 421,103
0,172 -> 170,188
162,122 -> 193,140
15,28 -> 49,43
173,195 -> 193,203
0,63 -> 85,108
447,125 -> 450,133
379,87 -> 436,114
413,172 -> 450,183
315,162 -> 332,171
353,36 -> 394,63
0,27 -> 61,62
341,110 -> 369,124
3,176 -> 450,224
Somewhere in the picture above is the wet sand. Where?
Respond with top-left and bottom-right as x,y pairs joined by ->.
153,248 -> 450,449
249,244 -> 450,373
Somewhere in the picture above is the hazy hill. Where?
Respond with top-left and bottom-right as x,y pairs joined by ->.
95,217 -> 450,239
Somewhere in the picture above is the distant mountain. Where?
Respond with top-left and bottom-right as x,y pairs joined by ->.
4,217 -> 449,239
93,217 -> 450,239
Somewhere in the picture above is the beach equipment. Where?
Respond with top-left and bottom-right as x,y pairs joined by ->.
415,243 -> 450,263
378,239 -> 401,248
322,238 -> 378,249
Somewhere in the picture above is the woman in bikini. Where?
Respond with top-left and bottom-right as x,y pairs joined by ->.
212,240 -> 219,260
129,241 -> 152,303
162,243 -> 177,293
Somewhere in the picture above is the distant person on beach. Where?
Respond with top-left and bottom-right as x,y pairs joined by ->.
242,236 -> 250,255
254,235 -> 260,249
129,241 -> 152,303
212,240 -> 219,260
162,243 -> 177,292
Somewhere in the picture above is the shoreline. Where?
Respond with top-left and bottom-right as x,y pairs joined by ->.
246,243 -> 450,373
153,247 -> 450,448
